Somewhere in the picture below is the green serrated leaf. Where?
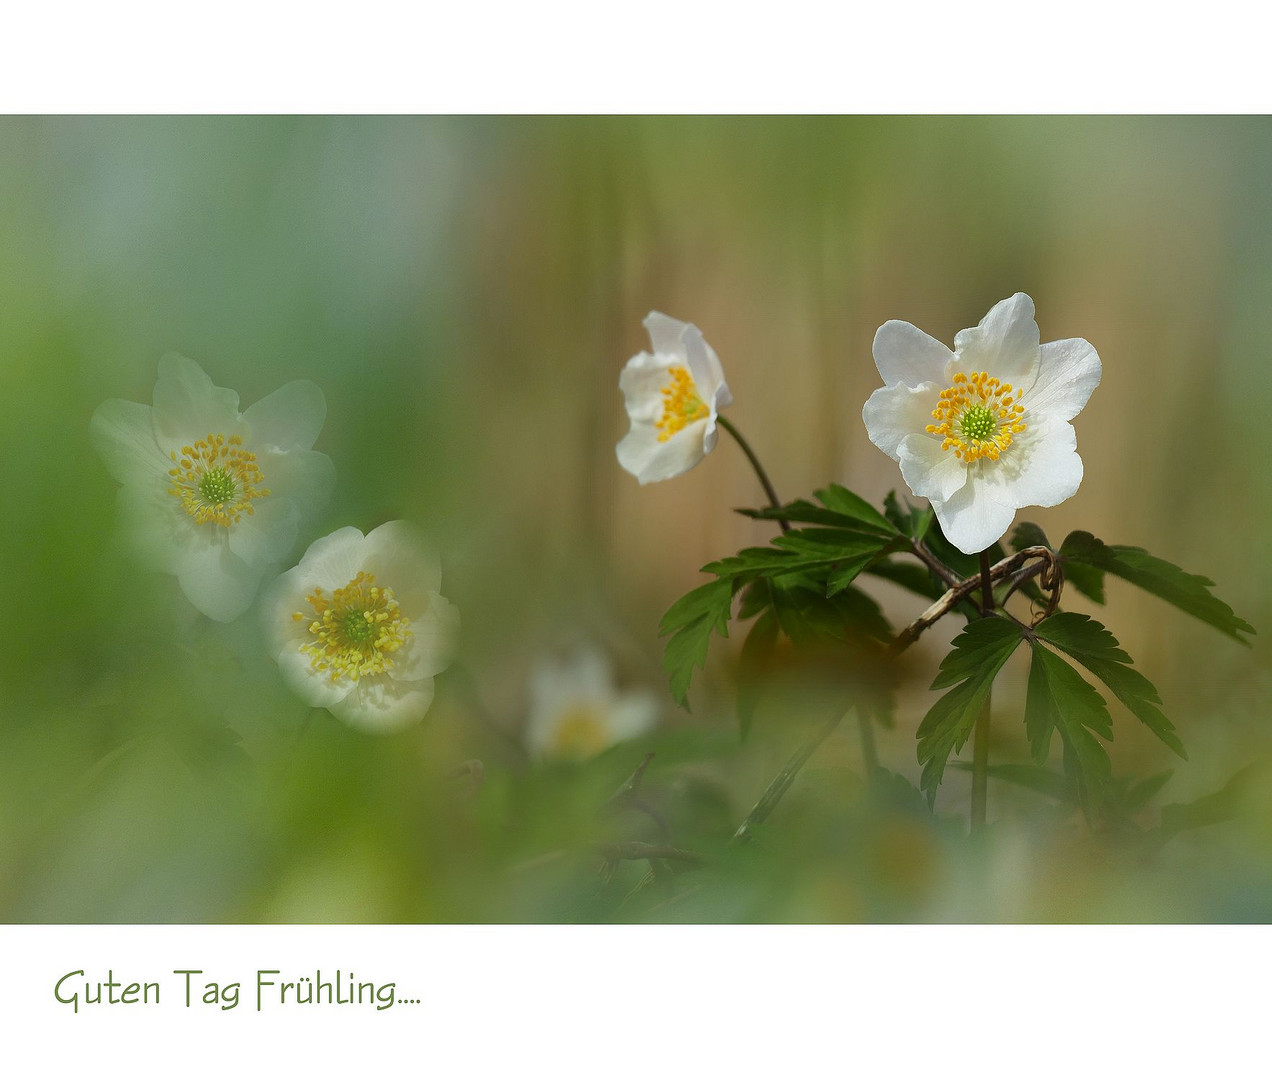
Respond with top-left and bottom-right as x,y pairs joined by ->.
863,558 -> 946,601
916,618 -> 1022,804
737,499 -> 869,530
930,617 -> 1025,690
812,483 -> 899,535
737,484 -> 898,539
736,579 -> 772,620
1059,531 -> 1253,643
1010,522 -> 1051,551
659,578 -> 736,709
828,586 -> 892,644
659,577 -> 735,635
1034,611 -> 1186,758
737,606 -> 779,740
1024,642 -> 1113,813
883,490 -> 934,542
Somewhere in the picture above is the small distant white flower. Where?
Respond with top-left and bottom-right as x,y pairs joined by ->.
263,522 -> 459,734
616,311 -> 732,484
90,354 -> 335,621
525,647 -> 659,760
862,293 -> 1101,555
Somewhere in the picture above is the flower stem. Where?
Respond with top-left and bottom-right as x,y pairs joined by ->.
970,548 -> 995,833
732,710 -> 845,842
717,416 -> 790,532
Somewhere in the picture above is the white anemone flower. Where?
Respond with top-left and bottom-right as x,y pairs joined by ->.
616,311 -> 733,484
525,647 -> 659,760
90,354 -> 335,621
862,293 -> 1101,555
263,522 -> 459,733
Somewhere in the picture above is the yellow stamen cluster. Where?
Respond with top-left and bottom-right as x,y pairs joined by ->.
167,433 -> 270,527
292,571 -> 412,683
656,365 -> 709,442
549,706 -> 610,758
925,371 -> 1027,464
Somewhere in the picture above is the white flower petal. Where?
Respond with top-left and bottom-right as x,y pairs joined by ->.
176,540 -> 265,622
951,293 -> 1040,389
931,479 -> 1017,555
152,354 -> 242,447
390,592 -> 459,681
873,320 -> 955,388
115,484 -> 214,575
682,323 -> 732,409
897,434 -> 969,503
978,420 -> 1083,510
862,382 -> 941,461
227,495 -> 300,566
1025,338 -> 1101,422
243,379 -> 327,451
643,311 -> 690,359
89,399 -> 168,486
618,351 -> 675,422
261,565 -> 315,654
617,417 -> 709,484
293,526 -> 368,591
276,645 -> 356,709
607,690 -> 660,742
256,447 -> 336,522
329,676 -> 436,733
360,520 -> 443,595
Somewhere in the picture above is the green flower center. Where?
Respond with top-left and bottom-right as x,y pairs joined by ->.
197,467 -> 237,505
341,610 -> 377,644
959,404 -> 996,441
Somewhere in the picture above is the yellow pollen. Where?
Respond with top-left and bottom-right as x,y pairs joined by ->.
927,371 -> 1027,465
167,433 -> 269,527
655,365 -> 709,442
549,705 -> 611,758
293,571 -> 412,684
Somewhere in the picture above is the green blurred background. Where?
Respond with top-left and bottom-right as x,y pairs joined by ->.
2,116 -> 1270,922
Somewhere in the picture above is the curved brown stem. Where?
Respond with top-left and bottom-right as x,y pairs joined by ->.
887,545 -> 1059,658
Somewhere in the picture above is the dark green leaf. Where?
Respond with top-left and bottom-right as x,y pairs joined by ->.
659,577 -> 735,636
916,618 -> 1023,804
1024,642 -> 1113,812
863,558 -> 946,601
883,490 -> 934,542
659,578 -> 736,709
1063,562 -> 1106,604
738,499 -> 869,530
738,484 -> 898,538
1010,522 -> 1051,551
1034,611 -> 1185,758
737,607 -> 779,740
1060,531 -> 1253,643
828,586 -> 892,644
930,617 -> 1025,690
812,483 -> 898,535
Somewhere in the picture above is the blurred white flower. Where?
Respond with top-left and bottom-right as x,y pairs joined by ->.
616,311 -> 732,484
90,354 -> 335,621
263,522 -> 458,733
525,648 -> 659,759
862,293 -> 1101,555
